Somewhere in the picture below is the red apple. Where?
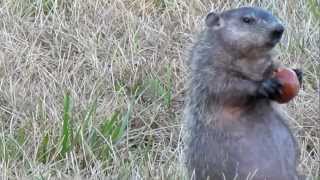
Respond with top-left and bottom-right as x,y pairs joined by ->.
274,68 -> 300,104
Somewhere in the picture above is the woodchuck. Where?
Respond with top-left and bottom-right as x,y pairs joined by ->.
183,7 -> 304,180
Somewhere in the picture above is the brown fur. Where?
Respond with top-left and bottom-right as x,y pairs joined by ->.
183,7 -> 303,180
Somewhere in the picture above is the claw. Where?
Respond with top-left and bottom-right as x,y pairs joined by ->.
257,78 -> 283,100
292,68 -> 303,86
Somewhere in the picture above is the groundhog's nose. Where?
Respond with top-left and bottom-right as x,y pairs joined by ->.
271,24 -> 284,40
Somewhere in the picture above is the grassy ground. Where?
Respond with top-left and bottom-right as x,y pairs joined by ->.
0,0 -> 319,179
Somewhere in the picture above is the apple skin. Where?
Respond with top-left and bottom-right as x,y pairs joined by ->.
274,68 -> 300,104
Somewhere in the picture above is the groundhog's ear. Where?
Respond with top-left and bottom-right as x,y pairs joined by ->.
205,12 -> 221,28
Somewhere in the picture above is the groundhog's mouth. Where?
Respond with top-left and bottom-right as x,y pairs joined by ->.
266,39 -> 281,48
266,40 -> 279,48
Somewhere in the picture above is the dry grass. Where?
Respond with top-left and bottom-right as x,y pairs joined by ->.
0,0 -> 319,179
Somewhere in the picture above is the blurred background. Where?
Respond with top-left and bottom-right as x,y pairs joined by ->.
0,0 -> 319,179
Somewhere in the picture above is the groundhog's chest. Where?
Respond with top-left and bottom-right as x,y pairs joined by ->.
207,106 -> 297,179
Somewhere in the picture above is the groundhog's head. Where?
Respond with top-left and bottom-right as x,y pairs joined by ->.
206,7 -> 284,57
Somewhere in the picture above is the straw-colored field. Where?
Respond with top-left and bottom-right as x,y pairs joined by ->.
0,0 -> 319,179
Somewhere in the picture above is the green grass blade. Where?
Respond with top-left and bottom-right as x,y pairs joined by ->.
101,111 -> 119,136
36,133 -> 49,163
112,102 -> 132,143
60,92 -> 72,156
308,0 -> 320,20
74,98 -> 98,145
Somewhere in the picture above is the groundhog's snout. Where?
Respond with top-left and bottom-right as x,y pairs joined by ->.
270,24 -> 284,41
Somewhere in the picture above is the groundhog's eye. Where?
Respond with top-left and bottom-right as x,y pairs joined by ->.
242,17 -> 255,24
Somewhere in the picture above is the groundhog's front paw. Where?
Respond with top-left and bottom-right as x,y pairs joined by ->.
257,78 -> 283,100
292,68 -> 303,86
